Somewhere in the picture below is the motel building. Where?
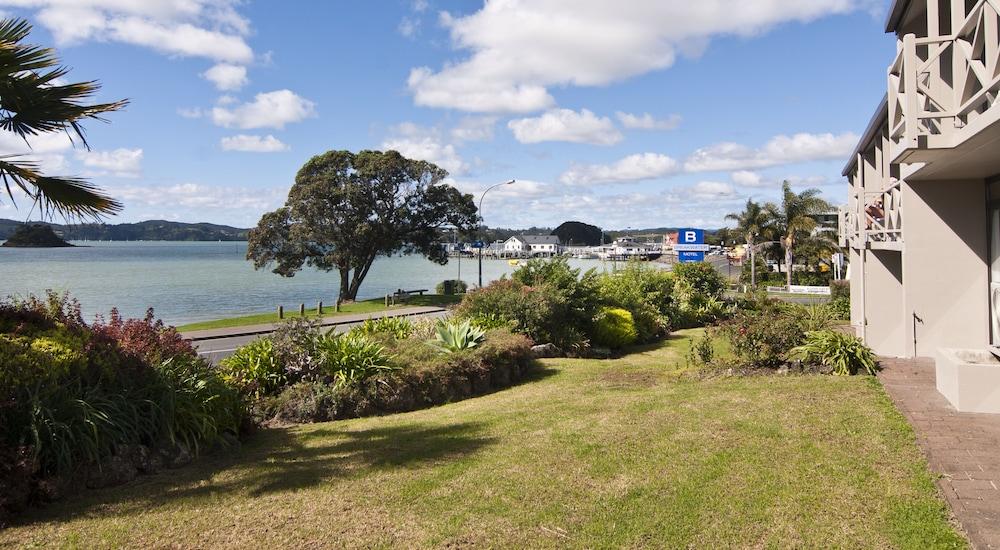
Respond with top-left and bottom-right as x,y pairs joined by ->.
840,0 -> 1000,412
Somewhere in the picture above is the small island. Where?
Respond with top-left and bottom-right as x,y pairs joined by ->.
1,224 -> 74,247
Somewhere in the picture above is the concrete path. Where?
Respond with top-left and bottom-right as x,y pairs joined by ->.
878,357 -> 1000,549
182,306 -> 448,364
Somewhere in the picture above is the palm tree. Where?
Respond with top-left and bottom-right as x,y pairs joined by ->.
765,181 -> 833,288
0,18 -> 127,219
725,198 -> 771,288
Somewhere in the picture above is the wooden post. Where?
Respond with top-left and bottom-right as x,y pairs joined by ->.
335,299 -> 341,313
299,303 -> 305,316
318,301 -> 323,315
385,294 -> 390,307
277,305 -> 284,319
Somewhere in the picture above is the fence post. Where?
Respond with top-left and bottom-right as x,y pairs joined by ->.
299,303 -> 305,316
277,305 -> 284,319
318,301 -> 323,315
335,298 -> 341,313
385,294 -> 390,307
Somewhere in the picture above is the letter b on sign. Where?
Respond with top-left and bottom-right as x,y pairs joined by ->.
683,230 -> 698,243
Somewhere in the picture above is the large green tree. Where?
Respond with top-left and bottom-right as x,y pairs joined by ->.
765,181 -> 832,288
247,150 -> 479,301
0,18 -> 126,219
725,199 -> 773,288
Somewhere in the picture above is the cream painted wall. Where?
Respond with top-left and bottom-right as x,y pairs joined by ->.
902,178 -> 989,357
849,247 -> 865,338
865,250 -> 907,357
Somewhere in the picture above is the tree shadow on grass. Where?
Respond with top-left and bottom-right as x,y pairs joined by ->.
12,421 -> 495,527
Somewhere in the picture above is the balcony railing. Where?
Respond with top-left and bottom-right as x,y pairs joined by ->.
840,179 -> 903,250
888,0 -> 1000,157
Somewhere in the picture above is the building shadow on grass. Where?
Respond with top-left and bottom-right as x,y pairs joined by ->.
12,421 -> 495,527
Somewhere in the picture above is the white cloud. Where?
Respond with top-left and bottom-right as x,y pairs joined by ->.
412,0 -> 429,12
11,1 -> 255,63
0,129 -> 75,174
559,153 -> 679,186
220,134 -> 289,153
202,63 -> 248,91
398,17 -> 419,38
112,182 -> 284,211
616,111 -> 682,130
730,170 -> 765,187
688,180 -> 736,200
408,1 -> 870,112
176,107 -> 204,119
382,122 -> 468,175
684,132 -> 859,172
211,90 -> 316,130
508,108 -> 621,145
76,148 -> 143,177
450,116 -> 497,143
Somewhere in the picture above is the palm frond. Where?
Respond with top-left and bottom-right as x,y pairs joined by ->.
0,17 -> 126,220
0,158 -> 122,220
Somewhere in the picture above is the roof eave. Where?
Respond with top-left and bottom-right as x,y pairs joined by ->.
885,0 -> 911,33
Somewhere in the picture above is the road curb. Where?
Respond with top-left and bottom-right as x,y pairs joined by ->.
182,307 -> 448,342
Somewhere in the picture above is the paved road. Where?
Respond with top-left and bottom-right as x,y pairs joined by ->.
185,307 -> 449,364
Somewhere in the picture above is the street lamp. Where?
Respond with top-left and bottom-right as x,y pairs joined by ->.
479,179 -> 515,288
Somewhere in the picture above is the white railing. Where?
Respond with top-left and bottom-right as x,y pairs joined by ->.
863,179 -> 903,245
840,179 -> 903,248
888,0 -> 1000,153
838,206 -> 859,248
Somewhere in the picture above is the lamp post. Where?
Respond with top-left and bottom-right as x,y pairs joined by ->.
478,179 -> 515,288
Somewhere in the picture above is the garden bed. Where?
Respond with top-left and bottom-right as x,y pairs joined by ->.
0,329 -> 964,548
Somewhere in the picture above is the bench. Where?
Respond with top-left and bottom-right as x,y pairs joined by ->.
391,288 -> 428,304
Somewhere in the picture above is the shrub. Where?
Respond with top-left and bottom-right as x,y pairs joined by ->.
596,262 -> 672,341
827,296 -> 851,320
512,257 -> 601,331
0,295 -> 245,520
354,316 -> 414,340
91,308 -> 196,366
314,332 -> 396,387
830,280 -> 850,301
468,312 -> 514,331
155,356 -> 244,453
456,279 -> 584,349
260,329 -> 533,423
270,317 -> 322,380
686,330 -> 715,367
429,319 -> 486,353
672,262 -> 726,299
591,307 -> 637,349
718,310 -> 805,368
796,303 -> 836,332
791,330 -> 878,375
219,338 -> 285,398
436,279 -> 468,295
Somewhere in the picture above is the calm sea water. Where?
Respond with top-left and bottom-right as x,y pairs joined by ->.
0,241 -> 612,325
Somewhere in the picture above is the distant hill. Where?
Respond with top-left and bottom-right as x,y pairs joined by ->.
2,224 -> 74,247
0,219 -> 250,241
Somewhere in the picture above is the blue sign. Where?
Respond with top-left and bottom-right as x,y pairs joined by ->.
675,228 -> 707,263
471,240 -> 485,249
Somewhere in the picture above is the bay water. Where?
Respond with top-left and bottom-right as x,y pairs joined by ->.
0,241 -> 612,325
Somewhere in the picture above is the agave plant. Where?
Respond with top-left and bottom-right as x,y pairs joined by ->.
429,319 -> 486,353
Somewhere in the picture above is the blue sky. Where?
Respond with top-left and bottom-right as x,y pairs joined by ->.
0,0 -> 896,230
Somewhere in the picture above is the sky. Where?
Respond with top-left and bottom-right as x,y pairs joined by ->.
0,0 -> 897,230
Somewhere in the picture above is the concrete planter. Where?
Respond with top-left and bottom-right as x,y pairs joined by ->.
935,348 -> 1000,413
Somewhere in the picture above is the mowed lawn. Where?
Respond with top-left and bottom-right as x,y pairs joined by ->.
2,330 -> 964,548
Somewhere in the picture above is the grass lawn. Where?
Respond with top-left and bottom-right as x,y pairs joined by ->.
2,329 -> 964,548
175,294 -> 462,332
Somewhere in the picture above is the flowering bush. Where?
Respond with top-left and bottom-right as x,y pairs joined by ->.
718,310 -> 805,368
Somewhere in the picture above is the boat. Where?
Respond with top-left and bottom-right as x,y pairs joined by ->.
508,259 -> 520,266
